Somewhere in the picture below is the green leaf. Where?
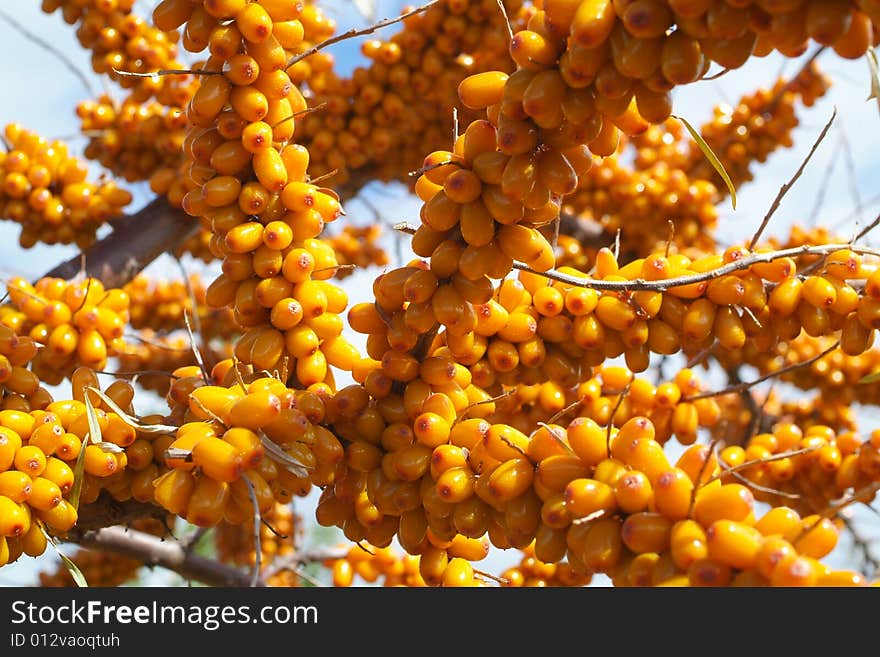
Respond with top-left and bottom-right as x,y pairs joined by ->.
56,551 -> 89,588
859,370 -> 880,384
83,392 -> 103,446
85,386 -> 177,434
67,430 -> 88,512
42,526 -> 88,588
674,114 -> 737,210
867,48 -> 880,113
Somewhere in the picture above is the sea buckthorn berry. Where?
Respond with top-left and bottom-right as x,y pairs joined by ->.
571,0 -> 617,48
613,470 -> 653,513
536,455 -> 591,496
688,558 -> 732,587
435,467 -> 475,504
670,519 -> 708,570
769,555 -> 819,587
622,512 -> 674,554
459,71 -> 509,110
488,457 -> 536,504
0,471 -> 31,504
579,516 -> 623,573
563,478 -> 616,518
27,477 -> 62,512
652,468 -> 694,520
693,483 -> 754,527
794,516 -> 838,559
706,520 -> 763,570
14,445 -> 47,478
227,390 -> 281,430
0,496 -> 30,537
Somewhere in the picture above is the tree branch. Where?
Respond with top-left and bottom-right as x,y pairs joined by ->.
43,196 -> 197,288
747,107 -> 837,250
285,0 -> 441,69
683,341 -> 840,401
395,223 -> 880,291
70,525 -> 257,587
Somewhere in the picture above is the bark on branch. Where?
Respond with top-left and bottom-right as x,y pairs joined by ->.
66,524 -> 350,588
71,525 -> 257,587
43,196 -> 197,288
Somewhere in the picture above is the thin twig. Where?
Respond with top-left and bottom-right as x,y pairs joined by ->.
123,333 -> 193,351
683,341 -> 839,401
701,67 -> 731,81
286,0 -> 441,68
840,515 -> 880,578
93,368 -> 180,379
175,256 -> 206,352
807,136 -> 841,226
547,397 -> 585,425
720,463 -> 802,499
112,67 -> 218,78
664,220 -> 675,258
685,341 -> 716,369
852,211 -> 880,244
243,476 -> 262,588
794,482 -> 880,544
454,388 -> 516,424
748,107 -> 837,250
510,244 -> 880,292
496,0 -> 514,41
291,565 -> 328,588
473,568 -> 509,586
407,158 -> 459,178
183,309 -> 210,384
181,527 -> 208,555
605,381 -> 631,457
535,422 -> 576,457
391,239 -> 880,293
273,101 -> 328,129
0,8 -> 97,98
840,123 -> 865,230
707,446 -> 821,486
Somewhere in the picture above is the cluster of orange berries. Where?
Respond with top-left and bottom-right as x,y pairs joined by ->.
564,120 -> 719,254
1,276 -> 130,385
327,542 -> 428,587
0,124 -> 132,249
487,363 -> 722,447
726,333 -> 880,410
0,369 -> 147,569
77,95 -> 189,184
297,0 -> 526,188
0,325 -> 44,415
708,387 -> 858,449
153,367 -> 345,527
563,60 -> 830,256
499,540 -> 592,585
718,421 -> 880,518
152,1 -> 367,386
687,61 -> 831,190
556,243 -> 880,369
42,0 -> 200,203
125,273 -> 238,339
214,501 -> 301,586
324,225 -> 389,280
525,0 -> 873,142
41,0 -> 183,101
